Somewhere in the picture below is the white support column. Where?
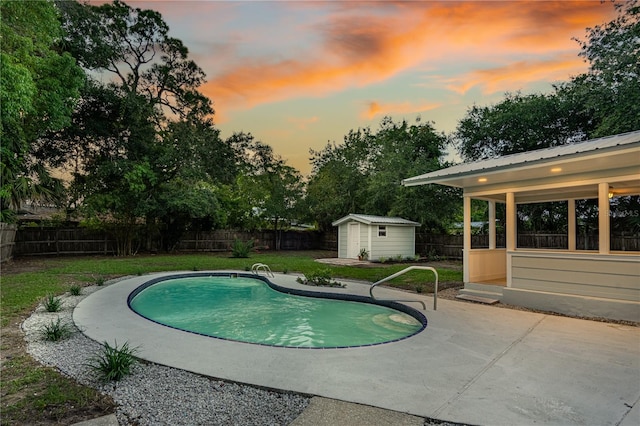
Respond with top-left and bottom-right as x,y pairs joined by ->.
506,192 -> 516,251
598,183 -> 610,254
463,195 -> 471,283
488,200 -> 496,250
568,198 -> 576,251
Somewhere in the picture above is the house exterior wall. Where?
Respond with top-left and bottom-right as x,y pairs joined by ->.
358,224 -> 369,256
501,251 -> 640,322
501,252 -> 640,322
468,249 -> 506,282
370,226 -> 415,261
509,251 -> 639,301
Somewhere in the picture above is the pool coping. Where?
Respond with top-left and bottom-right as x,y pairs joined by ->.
125,271 -> 427,350
74,270 -> 640,425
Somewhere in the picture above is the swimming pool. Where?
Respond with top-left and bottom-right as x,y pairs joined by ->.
128,273 -> 426,348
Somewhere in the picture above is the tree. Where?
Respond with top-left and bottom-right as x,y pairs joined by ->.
0,0 -> 83,222
56,0 -> 212,122
47,0 -> 219,254
365,117 -> 455,230
305,128 -> 376,230
152,119 -> 236,251
232,134 -> 304,248
303,158 -> 364,230
304,117 -> 459,232
563,0 -> 640,137
454,92 -> 590,162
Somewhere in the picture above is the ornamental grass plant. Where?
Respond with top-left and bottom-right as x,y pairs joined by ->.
40,318 -> 74,341
42,294 -> 63,312
88,341 -> 138,382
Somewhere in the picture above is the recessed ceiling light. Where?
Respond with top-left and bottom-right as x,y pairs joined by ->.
478,177 -> 487,182
551,167 -> 562,172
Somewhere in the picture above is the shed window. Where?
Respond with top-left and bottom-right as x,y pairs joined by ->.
378,226 -> 387,237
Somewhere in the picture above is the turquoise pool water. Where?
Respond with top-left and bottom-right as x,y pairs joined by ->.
128,275 -> 424,348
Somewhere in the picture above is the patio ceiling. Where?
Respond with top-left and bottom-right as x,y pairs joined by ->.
403,131 -> 640,203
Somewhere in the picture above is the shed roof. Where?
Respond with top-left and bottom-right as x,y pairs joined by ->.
402,131 -> 640,201
332,214 -> 420,227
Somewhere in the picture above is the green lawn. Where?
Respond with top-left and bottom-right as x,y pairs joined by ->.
1,251 -> 461,326
0,251 -> 462,424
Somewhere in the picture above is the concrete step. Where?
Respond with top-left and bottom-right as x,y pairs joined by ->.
456,293 -> 500,305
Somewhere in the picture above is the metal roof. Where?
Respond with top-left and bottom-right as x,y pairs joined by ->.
402,130 -> 640,188
332,214 -> 421,227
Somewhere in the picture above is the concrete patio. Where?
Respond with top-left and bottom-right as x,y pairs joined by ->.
74,272 -> 640,425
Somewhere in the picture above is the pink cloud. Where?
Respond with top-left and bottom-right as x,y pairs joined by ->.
442,54 -> 587,95
202,1 -> 615,112
85,1 -> 617,117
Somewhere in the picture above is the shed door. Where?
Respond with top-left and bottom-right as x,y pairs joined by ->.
347,222 -> 360,258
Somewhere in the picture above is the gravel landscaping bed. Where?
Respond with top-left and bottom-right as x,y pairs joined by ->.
23,280 -> 310,426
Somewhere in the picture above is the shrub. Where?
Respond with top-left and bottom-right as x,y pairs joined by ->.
88,341 -> 138,382
415,284 -> 424,294
296,268 -> 344,287
426,249 -> 440,261
43,294 -> 62,312
231,239 -> 253,258
69,285 -> 82,296
41,318 -> 73,341
95,276 -> 106,286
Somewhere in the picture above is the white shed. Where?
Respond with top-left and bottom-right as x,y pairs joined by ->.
332,214 -> 420,261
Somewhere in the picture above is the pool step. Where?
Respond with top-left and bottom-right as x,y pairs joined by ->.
455,294 -> 500,305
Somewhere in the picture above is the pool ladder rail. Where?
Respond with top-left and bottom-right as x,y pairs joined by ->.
369,266 -> 438,311
251,263 -> 274,278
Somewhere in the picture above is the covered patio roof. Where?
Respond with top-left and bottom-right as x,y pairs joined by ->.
402,131 -> 640,202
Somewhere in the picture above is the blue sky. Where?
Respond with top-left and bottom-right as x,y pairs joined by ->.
90,1 -> 617,175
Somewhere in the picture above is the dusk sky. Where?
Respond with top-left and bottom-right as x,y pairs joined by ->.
89,1 -> 618,175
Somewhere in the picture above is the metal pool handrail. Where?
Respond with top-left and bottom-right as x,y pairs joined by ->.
251,263 -> 274,278
369,266 -> 438,310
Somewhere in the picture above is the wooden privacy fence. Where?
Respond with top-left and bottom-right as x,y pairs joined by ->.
415,232 -> 638,257
11,227 -> 638,257
14,227 -> 336,257
175,229 -> 332,252
14,228 -> 116,256
415,234 -> 508,259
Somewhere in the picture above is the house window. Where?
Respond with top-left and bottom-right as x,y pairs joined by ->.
378,226 -> 387,237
